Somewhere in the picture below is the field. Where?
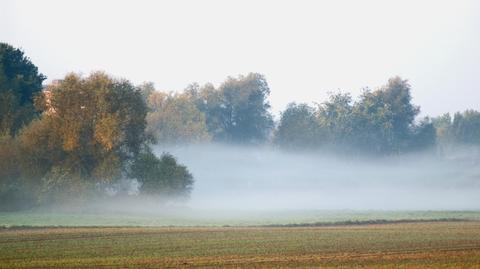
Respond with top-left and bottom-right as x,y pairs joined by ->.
1,221 -> 480,268
1,211 -> 480,268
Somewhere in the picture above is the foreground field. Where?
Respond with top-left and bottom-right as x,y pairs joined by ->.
1,222 -> 480,268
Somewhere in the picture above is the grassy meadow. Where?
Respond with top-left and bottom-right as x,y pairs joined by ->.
1,210 -> 480,227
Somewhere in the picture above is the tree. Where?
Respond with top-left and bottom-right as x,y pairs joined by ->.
351,77 -> 419,154
378,77 -> 419,146
0,43 -> 46,136
318,92 -> 354,149
450,110 -> 480,145
13,72 -> 149,204
432,113 -> 452,144
351,89 -> 396,154
194,83 -> 227,140
275,103 -> 322,149
145,89 -> 210,144
137,81 -> 155,102
10,72 -> 194,205
33,72 -> 147,180
196,73 -> 274,144
0,71 -> 196,209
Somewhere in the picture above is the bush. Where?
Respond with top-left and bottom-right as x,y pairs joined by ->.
131,150 -> 193,197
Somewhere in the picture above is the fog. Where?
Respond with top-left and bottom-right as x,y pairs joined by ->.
154,144 -> 480,211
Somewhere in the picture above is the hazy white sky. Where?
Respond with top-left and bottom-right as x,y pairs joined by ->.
1,0 -> 479,117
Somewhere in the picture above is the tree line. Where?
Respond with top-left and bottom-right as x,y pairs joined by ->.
1,43 -> 480,210
143,73 -> 479,155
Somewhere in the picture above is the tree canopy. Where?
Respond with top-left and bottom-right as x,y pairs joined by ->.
275,103 -> 321,149
194,73 -> 274,144
0,43 -> 46,136
433,110 -> 480,146
142,74 -> 275,145
12,72 -> 149,204
144,87 -> 210,144
274,77 -> 436,154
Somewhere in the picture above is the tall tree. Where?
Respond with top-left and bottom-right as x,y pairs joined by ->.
377,77 -> 419,146
20,72 -> 148,200
145,89 -> 210,144
0,43 -> 46,135
16,72 -> 194,204
197,73 -> 274,144
432,113 -> 452,146
352,77 -> 419,154
275,103 -> 322,149
451,110 -> 480,145
318,92 -> 354,149
351,89 -> 396,154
